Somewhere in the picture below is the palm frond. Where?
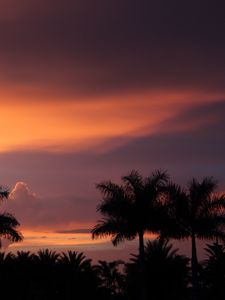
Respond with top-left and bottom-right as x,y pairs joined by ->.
204,242 -> 225,258
112,231 -> 136,246
0,213 -> 20,228
0,213 -> 22,242
122,170 -> 143,196
96,181 -> 123,198
146,169 -> 169,188
37,249 -> 59,262
210,193 -> 225,210
189,177 -> 217,204
0,227 -> 23,242
97,194 -> 131,218
197,229 -> 225,242
92,218 -> 121,239
0,186 -> 10,200
60,251 -> 92,271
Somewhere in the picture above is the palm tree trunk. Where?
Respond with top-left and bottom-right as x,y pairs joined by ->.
138,230 -> 145,263
138,230 -> 147,300
191,233 -> 199,300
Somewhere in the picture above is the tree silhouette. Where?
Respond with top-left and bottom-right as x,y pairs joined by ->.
0,248 -> 128,299
92,170 -> 169,300
0,251 -> 14,264
13,251 -> 37,299
0,186 -> 22,246
60,251 -> 92,272
126,239 -> 189,300
92,170 -> 169,261
58,251 -> 100,300
16,250 -> 34,262
201,242 -> 225,300
162,177 -> 225,300
36,249 -> 59,265
33,249 -> 60,299
94,260 -> 125,298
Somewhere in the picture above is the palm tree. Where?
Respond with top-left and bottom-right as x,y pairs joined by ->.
201,242 -> 225,300
92,170 -> 169,300
36,249 -> 59,266
0,252 -> 15,298
14,251 -> 37,298
0,186 -> 22,246
126,239 -> 190,300
94,260 -> 125,297
59,251 -> 99,300
92,170 -> 169,261
162,177 -> 225,299
34,250 -> 60,298
16,250 -> 34,262
0,251 -> 14,264
59,251 -> 92,273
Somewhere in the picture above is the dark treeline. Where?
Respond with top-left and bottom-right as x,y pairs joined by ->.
1,170 -> 225,300
91,170 -> 225,300
0,241 -> 225,300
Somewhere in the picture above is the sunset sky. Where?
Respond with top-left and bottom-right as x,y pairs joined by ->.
0,0 -> 225,259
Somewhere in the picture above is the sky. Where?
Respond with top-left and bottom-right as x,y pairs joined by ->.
0,0 -> 225,260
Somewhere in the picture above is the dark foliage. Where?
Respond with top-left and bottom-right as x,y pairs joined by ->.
200,243 -> 225,300
92,170 -> 169,262
1,173 -> 225,299
0,186 -> 23,244
94,260 -> 125,299
0,250 -> 107,300
125,239 -> 190,300
0,244 -> 224,299
161,178 -> 225,299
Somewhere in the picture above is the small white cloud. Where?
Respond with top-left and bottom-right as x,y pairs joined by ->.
1,181 -> 97,231
10,181 -> 37,201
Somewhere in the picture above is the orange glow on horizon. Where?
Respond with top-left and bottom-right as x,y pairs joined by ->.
7,229 -> 110,251
0,90 -> 223,153
6,228 -> 157,252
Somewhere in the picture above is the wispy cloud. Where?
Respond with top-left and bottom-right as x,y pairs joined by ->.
56,229 -> 91,234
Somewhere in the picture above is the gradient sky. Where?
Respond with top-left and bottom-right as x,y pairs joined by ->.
0,0 -> 225,259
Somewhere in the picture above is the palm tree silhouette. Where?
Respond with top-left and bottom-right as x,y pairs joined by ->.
16,250 -> 34,261
0,252 -> 15,298
59,251 -> 92,273
92,170 -> 169,261
0,251 -> 14,264
58,251 -> 99,300
0,186 -> 22,246
162,177 -> 225,300
14,251 -> 37,299
34,250 -> 60,299
36,249 -> 59,267
201,242 -> 225,300
94,260 -> 125,297
92,170 -> 169,300
126,238 -> 189,300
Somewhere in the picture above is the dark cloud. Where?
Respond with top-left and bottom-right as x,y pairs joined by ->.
0,0 -> 225,97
